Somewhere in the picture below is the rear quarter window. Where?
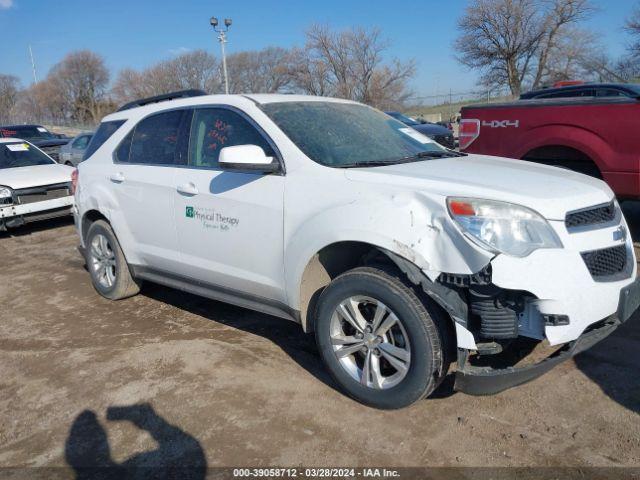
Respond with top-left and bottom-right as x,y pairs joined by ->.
83,120 -> 125,160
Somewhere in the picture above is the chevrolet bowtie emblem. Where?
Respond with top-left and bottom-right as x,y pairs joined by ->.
613,225 -> 627,242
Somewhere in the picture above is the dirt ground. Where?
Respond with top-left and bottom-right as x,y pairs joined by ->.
0,203 -> 639,476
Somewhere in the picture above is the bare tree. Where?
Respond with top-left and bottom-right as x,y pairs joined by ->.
289,47 -> 332,96
291,25 -> 415,108
626,3 -> 640,57
50,50 -> 110,123
0,74 -> 19,123
112,50 -> 219,104
226,47 -> 295,93
455,0 -> 593,94
12,79 -> 68,124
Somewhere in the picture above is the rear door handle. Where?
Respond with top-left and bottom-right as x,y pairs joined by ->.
177,182 -> 199,196
110,172 -> 125,183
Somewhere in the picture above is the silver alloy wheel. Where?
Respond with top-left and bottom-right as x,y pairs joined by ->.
89,233 -> 116,289
330,295 -> 411,389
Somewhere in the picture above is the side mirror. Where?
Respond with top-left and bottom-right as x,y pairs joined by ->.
218,144 -> 280,173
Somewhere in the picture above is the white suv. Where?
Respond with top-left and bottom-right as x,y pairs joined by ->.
74,90 -> 639,409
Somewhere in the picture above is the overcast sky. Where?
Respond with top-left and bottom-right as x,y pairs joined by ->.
0,0 -> 638,99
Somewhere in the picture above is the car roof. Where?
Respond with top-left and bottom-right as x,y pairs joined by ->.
102,93 -> 359,122
520,83 -> 640,99
0,124 -> 45,129
0,137 -> 29,144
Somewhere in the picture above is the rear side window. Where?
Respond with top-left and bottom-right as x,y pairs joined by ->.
188,108 -> 275,168
596,88 -> 626,97
84,120 -> 125,160
124,110 -> 189,166
72,135 -> 91,149
539,89 -> 595,99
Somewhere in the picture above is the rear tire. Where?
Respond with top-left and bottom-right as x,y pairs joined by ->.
314,266 -> 449,409
85,220 -> 140,300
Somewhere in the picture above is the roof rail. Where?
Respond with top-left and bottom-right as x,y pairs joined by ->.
116,89 -> 208,112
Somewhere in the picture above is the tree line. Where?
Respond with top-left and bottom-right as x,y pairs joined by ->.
0,25 -> 415,126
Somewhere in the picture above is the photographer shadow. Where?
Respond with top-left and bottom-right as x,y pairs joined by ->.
65,403 -> 207,480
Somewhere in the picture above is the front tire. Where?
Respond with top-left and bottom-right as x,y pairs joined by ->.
315,266 -> 448,409
85,220 -> 140,300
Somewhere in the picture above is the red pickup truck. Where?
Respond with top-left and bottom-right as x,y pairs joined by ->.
459,97 -> 640,199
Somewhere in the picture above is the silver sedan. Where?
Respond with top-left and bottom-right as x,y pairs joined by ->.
58,132 -> 93,166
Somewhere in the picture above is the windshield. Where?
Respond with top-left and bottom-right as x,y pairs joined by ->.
386,111 -> 420,126
262,102 -> 452,168
0,142 -> 55,169
0,126 -> 55,142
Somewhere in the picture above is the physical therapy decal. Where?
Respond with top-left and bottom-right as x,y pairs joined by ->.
185,205 -> 239,231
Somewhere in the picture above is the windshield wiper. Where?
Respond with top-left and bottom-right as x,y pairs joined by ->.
404,150 -> 461,160
337,150 -> 461,168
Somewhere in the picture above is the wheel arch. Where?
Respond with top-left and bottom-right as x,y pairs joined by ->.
81,209 -> 109,244
295,240 -> 466,349
513,124 -> 613,175
521,144 -> 602,178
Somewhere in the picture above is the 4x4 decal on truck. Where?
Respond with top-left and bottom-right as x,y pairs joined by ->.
482,120 -> 519,128
185,205 -> 239,231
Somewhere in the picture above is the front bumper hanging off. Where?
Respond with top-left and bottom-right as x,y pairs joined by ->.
454,276 -> 640,395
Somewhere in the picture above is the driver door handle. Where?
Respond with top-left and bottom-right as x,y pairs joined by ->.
109,172 -> 125,183
177,182 -> 199,196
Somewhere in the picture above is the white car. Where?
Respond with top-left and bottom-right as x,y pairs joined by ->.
0,138 -> 75,231
73,91 -> 640,409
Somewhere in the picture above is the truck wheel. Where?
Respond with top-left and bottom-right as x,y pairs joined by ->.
314,266 -> 447,409
85,220 -> 140,300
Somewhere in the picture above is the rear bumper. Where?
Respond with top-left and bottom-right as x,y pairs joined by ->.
455,276 -> 640,395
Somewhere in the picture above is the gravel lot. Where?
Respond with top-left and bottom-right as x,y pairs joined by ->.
0,203 -> 639,475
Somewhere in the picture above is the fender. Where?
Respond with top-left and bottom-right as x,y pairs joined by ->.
284,193 -> 492,311
514,124 -> 613,173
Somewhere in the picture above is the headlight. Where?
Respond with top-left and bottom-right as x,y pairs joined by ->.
447,197 -> 562,257
0,186 -> 12,203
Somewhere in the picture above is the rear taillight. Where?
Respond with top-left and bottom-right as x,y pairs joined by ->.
71,168 -> 78,195
458,119 -> 480,150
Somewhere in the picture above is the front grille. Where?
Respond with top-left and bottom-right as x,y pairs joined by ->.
581,244 -> 628,279
16,183 -> 70,205
566,202 -> 616,229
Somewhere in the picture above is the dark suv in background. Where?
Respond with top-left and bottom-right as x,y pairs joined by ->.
519,82 -> 640,100
0,124 -> 70,161
385,111 -> 455,149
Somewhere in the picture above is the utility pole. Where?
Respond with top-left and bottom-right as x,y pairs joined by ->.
210,17 -> 232,94
28,44 -> 38,84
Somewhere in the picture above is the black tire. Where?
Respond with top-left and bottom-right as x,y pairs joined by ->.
65,161 -> 73,167
314,266 -> 449,409
85,220 -> 140,300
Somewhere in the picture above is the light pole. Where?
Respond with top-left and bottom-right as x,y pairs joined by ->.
210,17 -> 232,94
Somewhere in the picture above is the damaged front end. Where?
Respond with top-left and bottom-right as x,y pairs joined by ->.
438,266 -> 638,396
386,249 -> 638,396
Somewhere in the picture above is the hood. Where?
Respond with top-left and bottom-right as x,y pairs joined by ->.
344,154 -> 613,220
0,163 -> 74,190
411,123 -> 451,136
